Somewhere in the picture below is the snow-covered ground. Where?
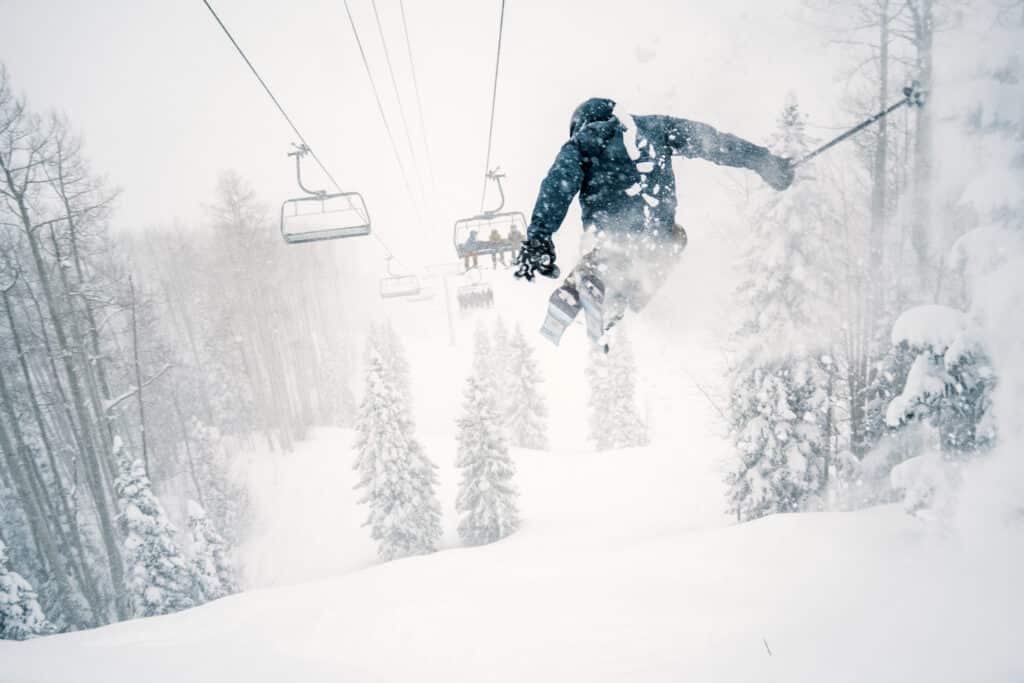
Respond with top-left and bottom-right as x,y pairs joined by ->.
2,420 -> 1019,682
2,266 -> 1021,682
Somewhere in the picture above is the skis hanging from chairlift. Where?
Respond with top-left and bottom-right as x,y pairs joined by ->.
453,170 -> 526,272
456,268 -> 495,312
280,143 -> 372,245
379,256 -> 422,299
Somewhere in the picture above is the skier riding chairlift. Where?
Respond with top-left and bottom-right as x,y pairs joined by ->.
514,98 -> 794,349
453,170 -> 527,271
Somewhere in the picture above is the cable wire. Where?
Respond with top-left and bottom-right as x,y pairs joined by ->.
370,0 -> 426,201
201,0 -> 346,196
343,0 -> 422,223
398,0 -> 438,196
479,0 -> 508,212
202,0 -> 411,271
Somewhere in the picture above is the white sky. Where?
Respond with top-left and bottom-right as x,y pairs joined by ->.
1,0 -> 848,277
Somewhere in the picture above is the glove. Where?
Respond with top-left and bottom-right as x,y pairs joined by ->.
514,234 -> 560,281
756,153 -> 794,191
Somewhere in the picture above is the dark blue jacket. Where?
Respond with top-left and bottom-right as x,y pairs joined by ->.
527,99 -> 773,239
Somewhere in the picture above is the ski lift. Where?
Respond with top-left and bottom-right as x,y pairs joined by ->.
405,286 -> 437,304
379,257 -> 422,299
457,269 -> 494,312
280,144 -> 371,244
453,170 -> 526,270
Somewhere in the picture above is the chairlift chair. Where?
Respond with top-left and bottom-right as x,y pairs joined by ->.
453,170 -> 526,270
379,257 -> 422,299
405,286 -> 437,303
280,144 -> 371,244
456,270 -> 494,312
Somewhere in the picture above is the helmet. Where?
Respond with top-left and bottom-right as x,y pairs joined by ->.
569,98 -> 616,137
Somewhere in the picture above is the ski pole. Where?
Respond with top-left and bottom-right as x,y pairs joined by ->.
793,81 -> 926,167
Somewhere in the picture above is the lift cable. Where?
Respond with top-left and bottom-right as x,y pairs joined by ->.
398,0 -> 439,197
370,0 -> 428,203
201,0 -> 346,197
479,0 -> 508,212
203,0 -> 413,270
343,0 -> 423,228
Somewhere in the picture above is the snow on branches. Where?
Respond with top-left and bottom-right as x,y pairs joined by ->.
0,539 -> 52,640
886,305 -> 996,456
187,500 -> 238,601
586,328 -> 648,451
353,325 -> 442,561
504,324 -> 549,450
114,438 -> 200,618
456,327 -> 520,546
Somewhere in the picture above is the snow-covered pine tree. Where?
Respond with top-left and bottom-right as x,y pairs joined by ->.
378,321 -> 412,406
726,364 -> 812,521
492,316 -> 511,374
586,329 -> 648,450
0,538 -> 52,640
187,500 -> 238,601
885,306 -> 996,458
455,332 -> 519,546
114,438 -> 199,617
187,418 -> 247,547
505,324 -> 548,450
725,96 -> 830,519
353,329 -> 442,561
491,316 -> 513,418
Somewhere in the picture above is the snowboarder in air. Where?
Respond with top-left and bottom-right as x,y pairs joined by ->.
514,97 -> 794,348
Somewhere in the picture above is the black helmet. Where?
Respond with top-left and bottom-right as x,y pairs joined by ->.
569,97 -> 616,137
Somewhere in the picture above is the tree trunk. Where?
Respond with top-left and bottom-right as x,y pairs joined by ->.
910,0 -> 934,296
9,190 -> 126,618
128,276 -> 150,479
3,289 -> 105,622
0,361 -> 87,627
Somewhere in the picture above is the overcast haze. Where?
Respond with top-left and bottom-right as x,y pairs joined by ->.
1,0 -> 842,270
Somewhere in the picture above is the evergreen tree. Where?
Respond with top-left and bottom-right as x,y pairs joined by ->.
886,307 -> 997,458
725,96 -> 829,519
353,330 -> 442,561
187,418 -> 247,547
586,329 -> 648,450
505,324 -> 549,450
726,364 -> 814,521
492,317 -> 513,418
456,336 -> 520,546
0,539 -> 52,640
187,500 -> 238,601
114,438 -> 199,617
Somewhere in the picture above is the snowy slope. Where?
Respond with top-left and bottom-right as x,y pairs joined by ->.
2,428 -> 1019,682
4,266 -> 1019,682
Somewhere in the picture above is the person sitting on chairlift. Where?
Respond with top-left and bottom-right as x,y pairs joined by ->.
463,228 -> 480,270
488,228 -> 508,267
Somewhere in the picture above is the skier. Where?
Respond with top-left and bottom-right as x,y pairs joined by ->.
514,97 -> 794,347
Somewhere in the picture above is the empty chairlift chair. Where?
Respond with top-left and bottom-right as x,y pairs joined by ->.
379,257 -> 422,299
280,144 -> 371,244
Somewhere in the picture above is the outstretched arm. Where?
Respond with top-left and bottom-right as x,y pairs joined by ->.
649,115 -> 792,190
526,140 -> 584,239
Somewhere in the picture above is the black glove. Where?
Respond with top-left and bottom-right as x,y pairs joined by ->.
514,234 -> 560,281
756,153 -> 794,191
